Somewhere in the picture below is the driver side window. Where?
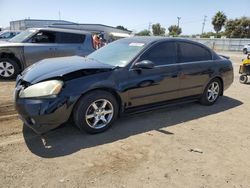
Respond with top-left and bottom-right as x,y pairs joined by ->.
31,31 -> 56,43
140,42 -> 177,66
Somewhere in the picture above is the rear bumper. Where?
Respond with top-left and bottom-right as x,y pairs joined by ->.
15,97 -> 76,134
222,63 -> 234,91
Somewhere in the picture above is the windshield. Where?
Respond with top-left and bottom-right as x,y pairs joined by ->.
9,29 -> 37,42
88,39 -> 146,67
0,31 -> 10,39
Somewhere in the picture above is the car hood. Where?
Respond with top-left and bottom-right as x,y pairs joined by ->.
21,56 -> 115,84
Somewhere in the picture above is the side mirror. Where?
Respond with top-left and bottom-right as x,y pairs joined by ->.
134,60 -> 154,69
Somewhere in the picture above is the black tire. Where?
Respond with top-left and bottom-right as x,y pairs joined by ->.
239,75 -> 248,84
200,78 -> 222,106
73,90 -> 119,134
243,48 -> 248,54
0,58 -> 20,79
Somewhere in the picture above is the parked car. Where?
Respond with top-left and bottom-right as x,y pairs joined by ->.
14,37 -> 234,134
243,44 -> 250,54
0,30 -> 20,41
0,28 -> 95,79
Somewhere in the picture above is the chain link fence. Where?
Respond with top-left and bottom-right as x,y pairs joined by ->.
188,38 -> 250,51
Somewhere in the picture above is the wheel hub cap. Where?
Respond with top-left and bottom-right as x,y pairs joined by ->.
207,82 -> 219,102
0,61 -> 15,77
85,99 -> 114,129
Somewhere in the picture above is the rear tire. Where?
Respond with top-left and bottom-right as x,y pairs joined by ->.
0,58 -> 20,79
200,78 -> 222,106
73,90 -> 119,134
239,75 -> 248,84
243,48 -> 248,54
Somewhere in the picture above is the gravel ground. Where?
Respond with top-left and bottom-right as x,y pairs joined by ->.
0,52 -> 249,188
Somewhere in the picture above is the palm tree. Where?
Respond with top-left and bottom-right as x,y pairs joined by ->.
212,11 -> 227,34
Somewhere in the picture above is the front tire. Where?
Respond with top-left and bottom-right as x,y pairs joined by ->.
243,48 -> 248,54
0,58 -> 20,79
200,78 -> 222,105
73,90 -> 119,134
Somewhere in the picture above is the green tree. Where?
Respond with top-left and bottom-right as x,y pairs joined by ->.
225,17 -> 250,38
136,29 -> 151,36
212,11 -> 227,34
200,31 -> 224,38
116,25 -> 128,31
168,25 -> 182,36
152,23 -> 166,36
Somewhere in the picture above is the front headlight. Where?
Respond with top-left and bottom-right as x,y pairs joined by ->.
19,80 -> 63,98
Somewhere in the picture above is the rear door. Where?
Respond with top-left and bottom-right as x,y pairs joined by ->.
127,41 -> 181,107
177,41 -> 214,97
54,32 -> 90,57
23,30 -> 57,66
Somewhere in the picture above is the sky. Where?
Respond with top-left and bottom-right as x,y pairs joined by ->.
0,0 -> 249,35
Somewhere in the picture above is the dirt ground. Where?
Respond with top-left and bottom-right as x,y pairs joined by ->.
0,52 -> 250,188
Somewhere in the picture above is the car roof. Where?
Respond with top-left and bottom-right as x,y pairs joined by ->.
29,27 -> 91,35
120,36 -> 211,49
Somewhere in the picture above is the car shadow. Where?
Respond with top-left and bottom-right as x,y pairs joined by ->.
23,96 -> 242,158
0,79 -> 15,82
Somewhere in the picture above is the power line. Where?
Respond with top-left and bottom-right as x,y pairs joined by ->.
181,19 -> 203,24
201,15 -> 207,34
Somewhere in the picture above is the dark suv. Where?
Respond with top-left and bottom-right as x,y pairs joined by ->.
0,28 -> 95,79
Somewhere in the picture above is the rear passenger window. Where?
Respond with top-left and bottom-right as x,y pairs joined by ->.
140,42 -> 176,66
178,42 -> 212,63
57,32 -> 85,43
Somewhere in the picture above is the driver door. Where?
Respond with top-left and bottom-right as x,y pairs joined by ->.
127,42 -> 181,107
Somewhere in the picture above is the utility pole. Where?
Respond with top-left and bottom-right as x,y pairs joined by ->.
58,10 -> 61,20
201,15 -> 207,34
148,22 -> 152,32
177,17 -> 181,28
148,22 -> 152,35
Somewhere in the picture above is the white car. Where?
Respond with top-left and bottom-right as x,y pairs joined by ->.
243,44 -> 250,54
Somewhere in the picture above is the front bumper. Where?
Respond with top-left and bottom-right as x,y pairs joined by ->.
15,96 -> 76,134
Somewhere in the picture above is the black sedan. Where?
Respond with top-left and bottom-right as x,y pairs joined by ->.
14,37 -> 234,134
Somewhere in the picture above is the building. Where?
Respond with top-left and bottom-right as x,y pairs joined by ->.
10,19 -> 75,31
9,19 -> 132,41
49,23 -> 132,41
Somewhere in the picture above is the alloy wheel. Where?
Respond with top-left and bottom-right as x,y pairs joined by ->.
207,81 -> 220,102
0,61 -> 15,78
85,99 -> 114,129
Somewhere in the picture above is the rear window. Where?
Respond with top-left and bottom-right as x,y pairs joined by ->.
56,32 -> 85,43
178,42 -> 212,63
